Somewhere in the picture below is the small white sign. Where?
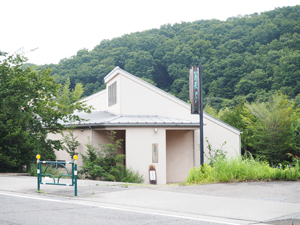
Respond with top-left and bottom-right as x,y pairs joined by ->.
37,169 -> 40,174
150,171 -> 156,181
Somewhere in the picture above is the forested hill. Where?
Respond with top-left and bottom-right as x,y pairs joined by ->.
36,5 -> 300,110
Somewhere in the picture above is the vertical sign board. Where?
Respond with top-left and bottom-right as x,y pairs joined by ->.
152,143 -> 158,163
189,66 -> 201,114
189,65 -> 204,166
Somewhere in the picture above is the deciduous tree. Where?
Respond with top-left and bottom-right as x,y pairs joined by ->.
244,93 -> 300,164
0,52 -> 91,172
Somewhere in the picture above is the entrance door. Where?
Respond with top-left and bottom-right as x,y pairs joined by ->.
166,130 -> 194,183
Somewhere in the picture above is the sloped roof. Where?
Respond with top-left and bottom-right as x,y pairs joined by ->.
63,111 -> 200,128
104,67 -> 190,109
103,67 -> 240,134
74,67 -> 240,134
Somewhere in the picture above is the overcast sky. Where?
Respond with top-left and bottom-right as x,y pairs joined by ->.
1,0 -> 299,65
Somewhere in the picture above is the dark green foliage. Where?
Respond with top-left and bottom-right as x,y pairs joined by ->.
0,53 -> 91,172
79,140 -> 103,180
221,93 -> 300,164
35,5 -> 300,107
220,100 -> 256,155
79,132 -> 143,183
244,93 -> 300,164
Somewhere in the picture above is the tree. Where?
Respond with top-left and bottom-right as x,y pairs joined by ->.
79,131 -> 125,181
32,5 -> 300,103
124,51 -> 155,80
57,78 -> 84,107
204,103 -> 218,118
61,130 -> 80,158
220,101 -> 255,155
244,93 -> 300,164
0,53 -> 91,172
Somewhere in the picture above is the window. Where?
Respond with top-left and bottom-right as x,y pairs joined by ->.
108,81 -> 117,106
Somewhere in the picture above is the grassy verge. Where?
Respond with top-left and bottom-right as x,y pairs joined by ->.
186,155 -> 300,184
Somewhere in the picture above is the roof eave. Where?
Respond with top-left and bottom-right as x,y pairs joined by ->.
64,123 -> 201,128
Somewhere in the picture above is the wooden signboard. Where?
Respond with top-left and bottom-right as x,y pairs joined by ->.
152,143 -> 158,163
189,66 -> 201,114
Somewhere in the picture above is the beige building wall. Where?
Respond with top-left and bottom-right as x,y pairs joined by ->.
47,129 -> 91,170
125,127 -> 166,184
166,130 -> 194,183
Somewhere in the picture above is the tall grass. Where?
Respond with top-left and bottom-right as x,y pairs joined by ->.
119,167 -> 144,183
186,155 -> 300,184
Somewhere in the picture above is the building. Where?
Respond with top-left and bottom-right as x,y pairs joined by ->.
48,67 -> 241,184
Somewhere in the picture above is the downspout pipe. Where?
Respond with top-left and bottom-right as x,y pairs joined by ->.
89,126 -> 93,145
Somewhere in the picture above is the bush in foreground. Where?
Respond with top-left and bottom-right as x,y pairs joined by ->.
79,132 -> 144,183
186,154 -> 300,184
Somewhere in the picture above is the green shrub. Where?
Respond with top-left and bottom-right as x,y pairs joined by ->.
205,138 -> 227,166
79,132 -> 143,183
79,140 -> 104,180
119,167 -> 144,183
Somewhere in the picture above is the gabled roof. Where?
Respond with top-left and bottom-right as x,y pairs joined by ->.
72,67 -> 240,134
63,111 -> 200,128
103,67 -> 240,134
104,67 -> 190,109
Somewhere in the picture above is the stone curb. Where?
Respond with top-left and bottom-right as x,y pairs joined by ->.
0,173 -> 31,176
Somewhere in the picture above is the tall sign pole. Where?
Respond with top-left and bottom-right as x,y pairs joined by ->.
189,65 -> 204,166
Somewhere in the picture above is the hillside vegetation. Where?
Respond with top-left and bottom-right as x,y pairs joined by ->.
36,5 -> 300,110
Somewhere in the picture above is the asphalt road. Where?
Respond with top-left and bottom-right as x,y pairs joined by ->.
0,193 -> 233,225
1,176 -> 300,224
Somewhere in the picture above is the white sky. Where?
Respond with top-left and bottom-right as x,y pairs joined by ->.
1,0 -> 299,65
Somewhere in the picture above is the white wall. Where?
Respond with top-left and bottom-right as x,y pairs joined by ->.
203,116 -> 241,159
119,74 -> 192,118
125,127 -> 166,184
80,90 -> 107,111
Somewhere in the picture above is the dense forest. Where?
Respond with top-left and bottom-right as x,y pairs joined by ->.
36,5 -> 300,111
